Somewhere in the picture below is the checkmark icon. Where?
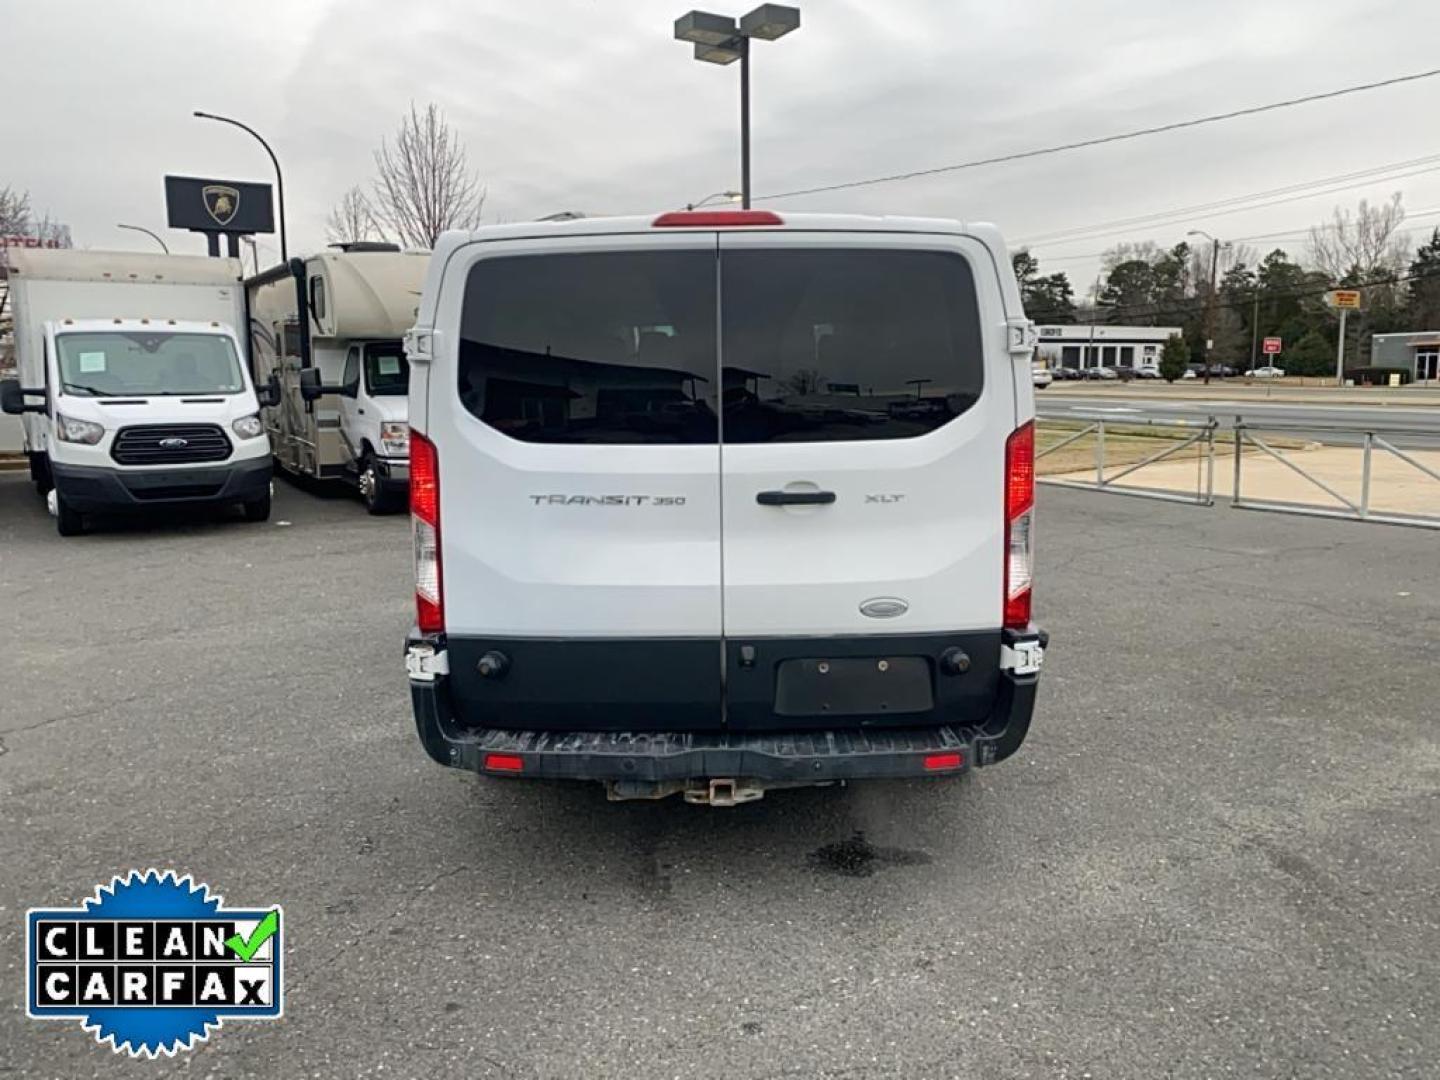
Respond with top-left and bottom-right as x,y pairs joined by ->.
225,909 -> 279,962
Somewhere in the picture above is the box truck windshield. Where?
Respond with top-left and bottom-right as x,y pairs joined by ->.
56,331 -> 245,397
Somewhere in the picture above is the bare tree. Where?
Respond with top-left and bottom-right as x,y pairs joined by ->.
371,104 -> 485,249
326,185 -> 385,246
1308,193 -> 1409,282
0,186 -> 32,235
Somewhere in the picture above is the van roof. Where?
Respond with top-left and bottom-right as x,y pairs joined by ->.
434,211 -> 998,252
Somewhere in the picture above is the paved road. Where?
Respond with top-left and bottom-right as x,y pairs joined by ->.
1040,392 -> 1440,448
3,476 -> 1438,1078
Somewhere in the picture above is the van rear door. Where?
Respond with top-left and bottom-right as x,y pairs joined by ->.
716,231 -> 1015,730
429,233 -> 724,731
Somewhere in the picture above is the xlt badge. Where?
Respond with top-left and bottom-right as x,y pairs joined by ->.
865,494 -> 904,504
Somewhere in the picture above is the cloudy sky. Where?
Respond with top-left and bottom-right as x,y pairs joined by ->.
6,0 -> 1440,289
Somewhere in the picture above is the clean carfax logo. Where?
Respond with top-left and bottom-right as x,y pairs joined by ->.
26,870 -> 283,1058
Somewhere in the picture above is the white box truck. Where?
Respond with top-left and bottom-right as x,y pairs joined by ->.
247,244 -> 427,513
0,249 -> 276,535
403,210 -> 1046,803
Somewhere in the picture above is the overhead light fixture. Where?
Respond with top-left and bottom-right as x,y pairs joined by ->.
674,10 -> 740,45
695,40 -> 743,64
739,3 -> 800,40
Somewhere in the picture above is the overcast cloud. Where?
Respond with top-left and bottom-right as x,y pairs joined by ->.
5,0 -> 1440,287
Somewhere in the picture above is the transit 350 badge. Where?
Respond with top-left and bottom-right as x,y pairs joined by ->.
26,870 -> 283,1057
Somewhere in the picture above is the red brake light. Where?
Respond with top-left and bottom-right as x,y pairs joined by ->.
1004,422 -> 1035,630
1005,421 -> 1035,518
924,752 -> 963,772
484,753 -> 524,773
652,210 -> 784,227
410,430 -> 443,634
410,428 -> 438,526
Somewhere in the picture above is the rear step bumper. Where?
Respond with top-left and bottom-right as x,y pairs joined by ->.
406,630 -> 1041,783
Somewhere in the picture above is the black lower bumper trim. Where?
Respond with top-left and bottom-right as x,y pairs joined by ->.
52,457 -> 271,511
408,627 -> 1043,782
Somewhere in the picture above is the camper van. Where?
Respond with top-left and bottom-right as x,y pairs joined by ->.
247,245 -> 427,513
402,210 -> 1046,804
0,249 -> 275,535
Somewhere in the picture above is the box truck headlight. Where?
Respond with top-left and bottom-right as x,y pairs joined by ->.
55,413 -> 104,445
381,422 -> 410,457
232,414 -> 265,439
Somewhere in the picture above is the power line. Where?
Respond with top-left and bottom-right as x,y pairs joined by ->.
1030,207 -> 1440,265
1016,153 -> 1440,246
759,67 -> 1440,201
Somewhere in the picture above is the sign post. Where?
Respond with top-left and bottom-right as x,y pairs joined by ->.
1325,290 -> 1362,383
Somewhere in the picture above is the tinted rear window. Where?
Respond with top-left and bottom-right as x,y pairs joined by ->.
459,250 -> 717,444
457,246 -> 982,445
720,249 -> 983,443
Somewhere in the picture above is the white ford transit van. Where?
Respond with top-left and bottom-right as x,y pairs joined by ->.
403,210 -> 1045,803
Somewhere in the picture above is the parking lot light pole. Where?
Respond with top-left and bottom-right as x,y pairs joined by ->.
674,6 -> 801,209
686,190 -> 744,210
116,223 -> 169,254
192,110 -> 288,260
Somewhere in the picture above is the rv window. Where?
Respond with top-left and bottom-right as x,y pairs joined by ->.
310,277 -> 327,321
458,250 -> 717,444
364,343 -> 409,396
719,249 -> 983,443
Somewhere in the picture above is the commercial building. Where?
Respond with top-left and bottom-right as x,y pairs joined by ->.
1034,324 -> 1182,371
1371,331 -> 1440,383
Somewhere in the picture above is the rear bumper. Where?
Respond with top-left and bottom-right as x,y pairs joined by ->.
51,457 -> 272,511
406,628 -> 1042,782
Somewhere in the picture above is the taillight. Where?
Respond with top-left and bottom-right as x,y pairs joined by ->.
410,429 -> 443,633
652,210 -> 784,227
1004,421 -> 1035,629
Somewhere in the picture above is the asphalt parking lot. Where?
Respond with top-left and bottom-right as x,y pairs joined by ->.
2,474 -> 1438,1079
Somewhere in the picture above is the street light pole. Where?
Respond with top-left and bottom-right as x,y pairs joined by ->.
739,35 -> 751,208
116,223 -> 170,254
192,110 -> 287,261
674,6 -> 800,210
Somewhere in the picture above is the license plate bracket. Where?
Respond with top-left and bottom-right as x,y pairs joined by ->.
773,656 -> 933,718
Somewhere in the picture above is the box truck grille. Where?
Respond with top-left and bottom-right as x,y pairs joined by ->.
111,424 -> 232,465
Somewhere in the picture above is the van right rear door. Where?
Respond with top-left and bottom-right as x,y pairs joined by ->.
715,230 -> 1017,731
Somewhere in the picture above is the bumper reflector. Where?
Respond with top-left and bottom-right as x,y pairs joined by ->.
923,752 -> 963,772
483,753 -> 525,773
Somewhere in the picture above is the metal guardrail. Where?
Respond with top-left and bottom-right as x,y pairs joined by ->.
1036,411 -> 1217,506
1232,419 -> 1440,530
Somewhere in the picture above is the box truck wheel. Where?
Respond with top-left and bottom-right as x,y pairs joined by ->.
53,493 -> 85,537
242,492 -> 272,522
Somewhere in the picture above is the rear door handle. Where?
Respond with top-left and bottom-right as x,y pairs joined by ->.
756,490 -> 836,506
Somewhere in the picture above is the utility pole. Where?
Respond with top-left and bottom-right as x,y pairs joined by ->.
1249,287 -> 1260,373
1188,230 -> 1226,386
1335,308 -> 1349,384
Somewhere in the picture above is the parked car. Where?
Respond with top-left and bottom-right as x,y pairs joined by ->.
1054,365 -> 1083,381
1090,366 -> 1119,380
1032,366 -> 1053,389
1201,363 -> 1236,378
1251,365 -> 1285,378
402,210 -> 1046,804
1134,362 -> 1161,379
1181,367 -> 1198,379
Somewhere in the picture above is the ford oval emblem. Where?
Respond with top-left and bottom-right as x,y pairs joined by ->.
159,437 -> 189,449
859,597 -> 908,619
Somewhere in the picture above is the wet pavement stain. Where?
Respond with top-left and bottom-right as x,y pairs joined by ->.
809,831 -> 932,878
